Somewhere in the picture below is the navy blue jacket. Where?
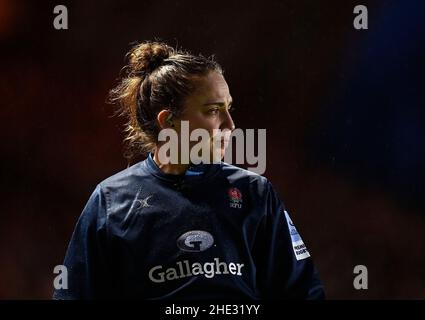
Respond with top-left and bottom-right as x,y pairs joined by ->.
53,154 -> 325,299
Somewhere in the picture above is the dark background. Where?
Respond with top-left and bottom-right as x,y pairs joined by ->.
1,0 -> 424,299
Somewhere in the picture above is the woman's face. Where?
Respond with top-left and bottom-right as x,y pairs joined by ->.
175,71 -> 235,162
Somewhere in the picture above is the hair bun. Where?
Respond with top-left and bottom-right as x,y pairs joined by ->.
128,41 -> 174,77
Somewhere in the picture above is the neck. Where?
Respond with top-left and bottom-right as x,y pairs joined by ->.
152,149 -> 190,175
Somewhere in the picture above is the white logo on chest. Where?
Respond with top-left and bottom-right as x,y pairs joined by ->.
135,195 -> 153,209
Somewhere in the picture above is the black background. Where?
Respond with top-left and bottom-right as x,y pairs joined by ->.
1,0 -> 424,299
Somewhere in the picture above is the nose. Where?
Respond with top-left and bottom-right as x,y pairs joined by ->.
220,108 -> 235,132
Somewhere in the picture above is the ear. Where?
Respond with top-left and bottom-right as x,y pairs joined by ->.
157,109 -> 174,129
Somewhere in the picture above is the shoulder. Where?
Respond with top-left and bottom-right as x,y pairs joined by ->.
93,160 -> 150,214
220,161 -> 271,193
98,161 -> 147,189
220,161 -> 269,183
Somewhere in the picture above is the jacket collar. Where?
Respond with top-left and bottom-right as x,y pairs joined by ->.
143,152 -> 222,184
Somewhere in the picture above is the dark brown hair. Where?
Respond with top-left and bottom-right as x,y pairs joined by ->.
109,40 -> 223,161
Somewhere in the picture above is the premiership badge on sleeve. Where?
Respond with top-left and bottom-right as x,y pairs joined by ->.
284,210 -> 311,261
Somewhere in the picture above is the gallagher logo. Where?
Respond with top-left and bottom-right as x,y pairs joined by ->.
228,187 -> 242,209
177,230 -> 214,252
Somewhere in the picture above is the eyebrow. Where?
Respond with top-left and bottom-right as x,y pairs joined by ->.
202,100 -> 233,107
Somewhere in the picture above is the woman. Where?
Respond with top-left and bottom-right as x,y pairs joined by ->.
53,41 -> 325,299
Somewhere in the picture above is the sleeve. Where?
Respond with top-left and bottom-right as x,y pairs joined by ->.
53,184 -> 109,299
255,180 -> 325,299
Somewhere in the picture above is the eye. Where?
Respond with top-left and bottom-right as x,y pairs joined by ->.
207,108 -> 220,115
228,105 -> 236,113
